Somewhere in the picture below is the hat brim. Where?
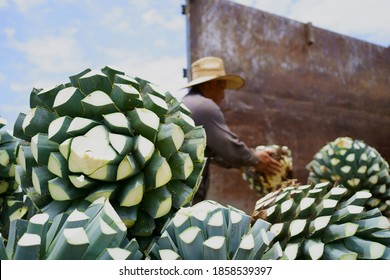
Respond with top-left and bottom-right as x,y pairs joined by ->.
182,74 -> 244,90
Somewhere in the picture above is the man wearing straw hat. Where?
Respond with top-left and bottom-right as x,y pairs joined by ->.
182,56 -> 281,203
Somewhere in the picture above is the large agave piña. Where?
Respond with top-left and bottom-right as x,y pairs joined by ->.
252,181 -> 390,260
0,118 -> 35,235
242,145 -> 293,196
307,137 -> 390,216
147,200 -> 283,260
1,197 -> 143,260
13,66 -> 206,238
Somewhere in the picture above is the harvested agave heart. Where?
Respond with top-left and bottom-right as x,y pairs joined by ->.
242,145 -> 293,196
252,181 -> 390,260
13,65 -> 207,237
307,137 -> 390,217
1,197 -> 144,260
0,118 -> 35,236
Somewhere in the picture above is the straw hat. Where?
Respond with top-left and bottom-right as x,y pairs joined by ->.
183,56 -> 244,90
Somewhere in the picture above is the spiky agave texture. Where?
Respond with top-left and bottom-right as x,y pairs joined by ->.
13,66 -> 207,238
147,200 -> 284,260
242,145 -> 293,196
252,181 -> 390,260
1,197 -> 143,260
307,137 -> 390,216
0,119 -> 35,236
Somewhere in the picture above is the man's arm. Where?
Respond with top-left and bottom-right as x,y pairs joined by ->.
195,99 -> 258,168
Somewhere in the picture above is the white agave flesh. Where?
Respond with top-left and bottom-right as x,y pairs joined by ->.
68,136 -> 118,175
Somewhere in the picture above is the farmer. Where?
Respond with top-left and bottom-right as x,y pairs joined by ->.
182,56 -> 281,203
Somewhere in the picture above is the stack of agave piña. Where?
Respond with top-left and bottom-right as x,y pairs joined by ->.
12,65 -> 206,240
0,118 -> 35,236
147,200 -> 283,260
2,65 -> 390,261
252,181 -> 390,260
146,181 -> 390,260
1,197 -> 143,260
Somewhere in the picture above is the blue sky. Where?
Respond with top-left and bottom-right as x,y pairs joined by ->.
1,0 -> 389,129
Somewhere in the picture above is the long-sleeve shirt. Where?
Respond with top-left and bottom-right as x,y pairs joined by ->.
182,89 -> 258,167
182,89 -> 258,202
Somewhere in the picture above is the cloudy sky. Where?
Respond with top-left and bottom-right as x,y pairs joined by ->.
1,0 -> 389,128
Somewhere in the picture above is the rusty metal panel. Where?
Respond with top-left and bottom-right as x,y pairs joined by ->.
186,0 -> 390,214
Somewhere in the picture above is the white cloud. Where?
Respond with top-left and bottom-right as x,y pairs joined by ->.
100,7 -> 133,34
231,0 -> 390,46
234,0 -> 293,16
10,33 -> 86,74
95,47 -> 187,96
289,0 -> 383,29
12,0 -> 46,12
0,103 -> 29,121
0,0 -> 8,8
288,0 -> 390,46
128,0 -> 153,9
0,73 -> 6,83
142,9 -> 183,30
2,27 -> 15,38
9,82 -> 32,94
135,56 -> 188,95
155,38 -> 169,48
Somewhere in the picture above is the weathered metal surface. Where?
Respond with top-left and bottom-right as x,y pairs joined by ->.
185,0 -> 390,214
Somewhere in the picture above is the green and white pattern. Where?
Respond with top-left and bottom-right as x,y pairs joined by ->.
13,66 -> 206,237
307,137 -> 390,216
253,181 -> 390,260
1,197 -> 143,260
0,118 -> 35,236
147,200 -> 283,260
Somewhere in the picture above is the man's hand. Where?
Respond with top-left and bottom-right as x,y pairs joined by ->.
254,149 -> 282,175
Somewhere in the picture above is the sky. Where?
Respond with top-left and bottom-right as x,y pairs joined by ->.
0,0 -> 389,129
